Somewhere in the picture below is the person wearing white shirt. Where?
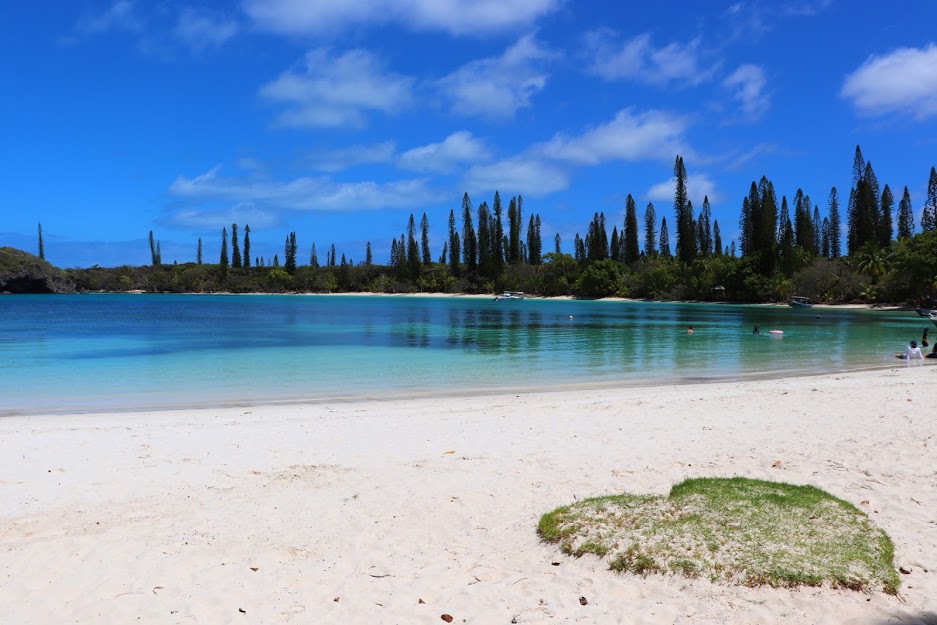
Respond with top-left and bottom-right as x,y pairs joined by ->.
905,340 -> 924,360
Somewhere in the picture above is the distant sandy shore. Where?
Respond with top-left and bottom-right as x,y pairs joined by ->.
2,366 -> 935,624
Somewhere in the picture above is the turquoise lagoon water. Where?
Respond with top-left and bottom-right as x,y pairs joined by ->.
0,294 -> 927,414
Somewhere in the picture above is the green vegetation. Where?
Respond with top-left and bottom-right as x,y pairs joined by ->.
538,477 -> 900,594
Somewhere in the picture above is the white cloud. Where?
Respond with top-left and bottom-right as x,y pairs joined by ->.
645,173 -> 720,205
723,64 -> 770,119
169,165 -> 440,211
537,108 -> 690,164
841,44 -> 937,120
242,0 -> 560,36
584,30 -> 716,86
174,8 -> 238,52
71,0 -> 142,38
308,142 -> 397,172
438,34 -> 556,119
260,48 -> 414,128
462,157 -> 569,196
166,202 -> 280,229
399,132 -> 489,173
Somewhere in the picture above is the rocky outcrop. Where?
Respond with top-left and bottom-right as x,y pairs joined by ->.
0,247 -> 75,293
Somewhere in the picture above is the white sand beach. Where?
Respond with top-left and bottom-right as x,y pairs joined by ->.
2,366 -> 935,624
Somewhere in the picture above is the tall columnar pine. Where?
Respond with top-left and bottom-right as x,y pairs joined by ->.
879,185 -> 894,247
330,243 -> 337,267
273,254 -> 279,267
923,166 -> 937,232
507,196 -> 521,264
310,243 -> 318,267
624,194 -> 640,264
526,214 -> 539,265
284,231 -> 297,273
574,233 -> 586,262
730,241 -> 736,257
712,220 -> 722,256
699,196 -> 713,257
609,227 -> 620,261
533,214 -> 543,264
812,206 -> 822,255
586,212 -> 609,261
659,217 -> 671,257
492,191 -> 505,272
149,230 -> 158,266
821,217 -> 831,257
37,223 -> 45,260
365,242 -> 373,266
447,209 -> 460,276
440,243 -> 447,264
778,196 -> 796,276
220,227 -> 229,278
461,193 -> 477,272
231,224 -> 241,268
644,203 -> 657,255
197,237 -> 203,264
407,214 -> 421,279
156,242 -> 161,265
673,155 -> 695,263
794,189 -> 813,252
897,186 -> 914,239
554,233 -> 561,255
420,213 -> 431,265
739,195 -> 752,256
243,225 -> 251,268
477,203 -> 493,277
828,187 -> 841,258
389,239 -> 398,266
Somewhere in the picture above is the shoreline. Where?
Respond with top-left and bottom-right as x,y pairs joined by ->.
65,289 -> 919,310
4,359 -> 932,418
2,367 -> 935,623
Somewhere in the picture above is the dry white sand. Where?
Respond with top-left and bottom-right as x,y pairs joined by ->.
2,366 -> 936,624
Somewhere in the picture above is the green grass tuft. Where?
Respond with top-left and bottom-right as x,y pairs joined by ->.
538,477 -> 900,594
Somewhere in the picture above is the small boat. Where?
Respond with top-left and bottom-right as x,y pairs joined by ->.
789,296 -> 812,308
493,291 -> 526,301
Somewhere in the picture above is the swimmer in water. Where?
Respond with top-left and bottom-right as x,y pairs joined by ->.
753,325 -> 760,335
687,326 -> 694,334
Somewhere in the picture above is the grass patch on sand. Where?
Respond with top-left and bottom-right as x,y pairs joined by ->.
538,477 -> 899,594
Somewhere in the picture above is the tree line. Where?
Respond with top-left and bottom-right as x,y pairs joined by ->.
57,146 -> 937,304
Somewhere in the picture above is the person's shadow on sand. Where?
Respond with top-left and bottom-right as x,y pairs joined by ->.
870,614 -> 937,625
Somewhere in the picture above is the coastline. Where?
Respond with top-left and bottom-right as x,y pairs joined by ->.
2,367 -> 935,623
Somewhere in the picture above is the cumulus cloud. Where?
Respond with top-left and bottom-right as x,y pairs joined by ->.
169,165 -> 440,211
174,8 -> 238,52
243,0 -> 560,36
260,48 -> 415,128
399,132 -> 489,173
584,30 -> 717,86
645,173 -> 720,205
308,142 -> 397,172
166,202 -> 280,229
723,64 -> 770,119
75,0 -> 142,36
437,34 -> 556,119
462,157 -> 569,196
537,108 -> 690,164
841,44 -> 937,120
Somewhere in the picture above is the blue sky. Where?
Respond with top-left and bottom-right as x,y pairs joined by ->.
3,0 -> 937,268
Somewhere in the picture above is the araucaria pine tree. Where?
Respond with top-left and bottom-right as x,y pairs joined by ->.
554,233 -> 561,254
420,213 -> 431,265
828,187 -> 841,258
219,227 -> 229,278
897,186 -> 914,239
922,166 -> 937,232
713,220 -> 722,256
878,185 -> 894,247
149,230 -> 158,266
623,194 -> 639,264
38,223 -> 45,260
673,155 -> 696,263
407,214 -> 420,279
284,231 -> 297,274
659,216 -> 671,257
644,203 -> 657,255
461,193 -> 477,272
243,225 -> 251,268
365,241 -> 373,266
197,237 -> 202,264
231,224 -> 241,268
448,209 -> 460,276
699,196 -> 712,256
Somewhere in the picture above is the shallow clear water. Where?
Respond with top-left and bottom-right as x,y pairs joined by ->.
0,294 -> 928,414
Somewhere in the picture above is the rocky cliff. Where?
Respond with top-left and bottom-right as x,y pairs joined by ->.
0,247 -> 75,293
